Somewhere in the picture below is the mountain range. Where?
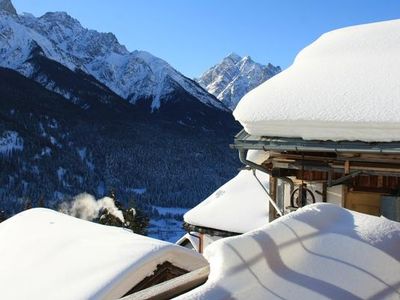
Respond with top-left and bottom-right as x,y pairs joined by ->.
0,0 -> 243,215
0,2 -> 228,114
0,0 -> 278,218
197,53 -> 281,110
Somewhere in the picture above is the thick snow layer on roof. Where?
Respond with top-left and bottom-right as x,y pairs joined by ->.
179,203 -> 400,300
0,208 -> 206,300
234,19 -> 400,142
184,169 -> 270,233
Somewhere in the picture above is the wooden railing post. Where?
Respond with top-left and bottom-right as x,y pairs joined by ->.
269,176 -> 278,222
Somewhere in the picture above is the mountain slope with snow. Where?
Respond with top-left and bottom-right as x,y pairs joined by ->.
0,0 -> 16,15
0,1 -> 241,218
0,66 -> 240,215
0,3 -> 227,112
197,53 -> 281,110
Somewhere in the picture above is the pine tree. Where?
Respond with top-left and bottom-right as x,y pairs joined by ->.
95,193 -> 149,235
0,210 -> 7,223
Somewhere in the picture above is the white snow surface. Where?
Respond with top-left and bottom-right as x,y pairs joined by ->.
180,203 -> 400,299
0,12 -> 75,74
0,208 -> 207,300
184,169 -> 270,233
234,19 -> 400,142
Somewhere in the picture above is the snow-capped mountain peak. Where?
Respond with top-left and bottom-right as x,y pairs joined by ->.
197,54 -> 281,110
224,52 -> 242,63
241,55 -> 252,62
0,2 -> 227,112
40,11 -> 81,25
0,0 -> 16,16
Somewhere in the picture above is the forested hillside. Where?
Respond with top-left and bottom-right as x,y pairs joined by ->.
0,67 -> 240,216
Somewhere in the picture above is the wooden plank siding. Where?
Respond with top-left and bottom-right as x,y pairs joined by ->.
344,191 -> 382,216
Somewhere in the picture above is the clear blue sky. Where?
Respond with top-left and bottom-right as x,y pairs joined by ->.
12,0 -> 400,78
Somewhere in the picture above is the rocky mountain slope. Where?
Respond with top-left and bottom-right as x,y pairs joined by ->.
197,53 -> 281,110
0,1 -> 241,216
0,2 -> 226,112
0,0 -> 16,15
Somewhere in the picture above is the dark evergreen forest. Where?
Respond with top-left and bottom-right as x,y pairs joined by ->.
0,67 -> 241,218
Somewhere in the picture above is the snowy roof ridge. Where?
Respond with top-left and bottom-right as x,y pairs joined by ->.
233,19 -> 400,142
0,208 -> 207,299
184,167 -> 270,233
179,203 -> 400,299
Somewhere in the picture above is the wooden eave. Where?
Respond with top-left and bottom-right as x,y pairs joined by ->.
231,129 -> 400,154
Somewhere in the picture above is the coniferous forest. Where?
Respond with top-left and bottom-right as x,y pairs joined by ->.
0,67 -> 241,219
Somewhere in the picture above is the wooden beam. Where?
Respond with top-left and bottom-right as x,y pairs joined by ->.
342,185 -> 348,208
377,176 -> 384,188
121,266 -> 210,300
344,160 -> 350,175
322,182 -> 327,202
272,152 -> 400,166
269,176 -> 278,222
199,233 -> 204,254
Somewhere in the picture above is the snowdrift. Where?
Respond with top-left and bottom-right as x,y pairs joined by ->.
0,208 -> 206,300
184,169 -> 270,233
234,19 -> 400,142
180,203 -> 400,299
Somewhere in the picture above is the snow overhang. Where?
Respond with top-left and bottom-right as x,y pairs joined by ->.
0,208 -> 208,300
183,169 -> 271,234
233,20 -> 400,143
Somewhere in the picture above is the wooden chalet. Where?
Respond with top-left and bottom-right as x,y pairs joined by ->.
231,130 -> 400,222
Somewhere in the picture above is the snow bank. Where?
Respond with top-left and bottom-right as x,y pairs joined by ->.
234,19 -> 400,142
0,208 -> 207,300
179,203 -> 400,299
184,169 -> 270,233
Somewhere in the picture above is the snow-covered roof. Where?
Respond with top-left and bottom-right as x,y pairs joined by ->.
176,233 -> 200,249
180,203 -> 400,299
234,19 -> 400,142
0,208 -> 207,300
184,169 -> 270,233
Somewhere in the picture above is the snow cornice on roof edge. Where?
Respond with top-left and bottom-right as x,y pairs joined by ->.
233,19 -> 400,142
